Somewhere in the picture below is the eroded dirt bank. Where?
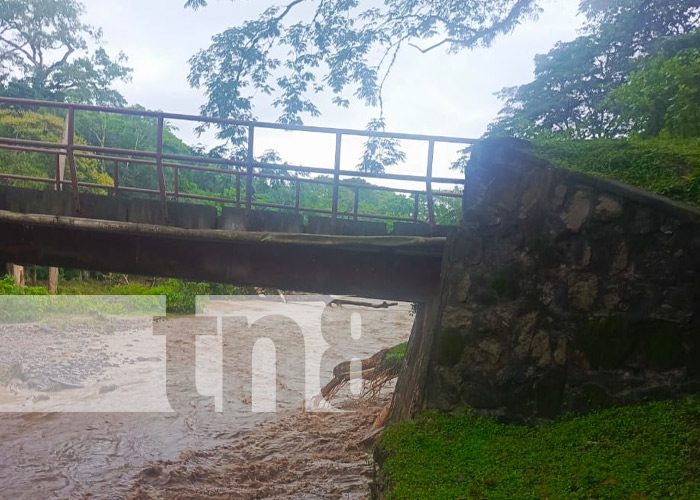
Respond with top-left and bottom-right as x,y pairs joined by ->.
0,298 -> 412,499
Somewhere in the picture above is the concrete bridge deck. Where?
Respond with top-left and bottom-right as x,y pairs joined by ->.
0,208 -> 444,301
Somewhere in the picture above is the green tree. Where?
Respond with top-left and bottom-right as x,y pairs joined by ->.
610,30 -> 700,138
489,0 -> 700,139
185,0 -> 541,132
74,110 -> 192,192
357,118 -> 406,174
0,0 -> 131,105
0,109 -> 113,188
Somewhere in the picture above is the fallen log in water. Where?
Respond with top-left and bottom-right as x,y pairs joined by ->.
329,299 -> 398,308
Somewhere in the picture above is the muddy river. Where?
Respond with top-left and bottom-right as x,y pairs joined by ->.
0,296 -> 413,499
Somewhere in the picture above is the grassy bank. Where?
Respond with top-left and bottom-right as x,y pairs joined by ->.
533,138 -> 700,206
376,396 -> 700,499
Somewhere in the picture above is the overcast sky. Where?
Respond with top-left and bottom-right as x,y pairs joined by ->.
79,0 -> 582,182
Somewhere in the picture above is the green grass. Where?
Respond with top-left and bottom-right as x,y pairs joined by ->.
385,342 -> 408,364
533,138 -> 700,206
377,396 -> 700,499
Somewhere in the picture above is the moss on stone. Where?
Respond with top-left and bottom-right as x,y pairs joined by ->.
435,328 -> 465,366
492,277 -> 518,301
574,316 -> 635,369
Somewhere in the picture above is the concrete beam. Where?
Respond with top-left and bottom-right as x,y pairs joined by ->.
0,210 -> 445,301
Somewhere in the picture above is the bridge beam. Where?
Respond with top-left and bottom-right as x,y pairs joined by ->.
0,210 -> 444,302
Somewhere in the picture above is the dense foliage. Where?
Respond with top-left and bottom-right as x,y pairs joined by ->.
610,30 -> 700,139
533,138 -> 700,205
0,109 -> 113,189
489,0 -> 700,140
378,396 -> 700,499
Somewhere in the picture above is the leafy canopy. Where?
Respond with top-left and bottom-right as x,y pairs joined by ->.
610,30 -> 700,139
489,0 -> 700,139
0,0 -> 132,105
185,0 -> 541,130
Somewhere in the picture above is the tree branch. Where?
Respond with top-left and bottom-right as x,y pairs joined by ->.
46,46 -> 75,74
0,34 -> 37,64
408,0 -> 537,53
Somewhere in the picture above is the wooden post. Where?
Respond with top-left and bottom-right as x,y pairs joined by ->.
7,264 -> 24,288
48,267 -> 59,294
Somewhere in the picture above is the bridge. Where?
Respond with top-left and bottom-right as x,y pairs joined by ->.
4,98 -> 699,421
0,97 -> 474,300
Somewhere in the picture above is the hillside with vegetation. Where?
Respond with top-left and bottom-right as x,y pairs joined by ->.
533,138 -> 700,206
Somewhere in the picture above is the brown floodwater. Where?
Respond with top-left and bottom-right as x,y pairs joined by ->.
0,297 -> 412,499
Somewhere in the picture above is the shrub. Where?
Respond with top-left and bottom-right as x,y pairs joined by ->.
0,275 -> 49,296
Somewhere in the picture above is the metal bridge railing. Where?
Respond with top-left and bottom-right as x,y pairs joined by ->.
0,97 -> 475,225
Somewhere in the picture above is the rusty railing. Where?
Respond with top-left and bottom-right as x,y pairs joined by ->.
0,97 -> 475,225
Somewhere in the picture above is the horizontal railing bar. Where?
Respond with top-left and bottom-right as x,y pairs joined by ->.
0,143 -> 66,156
0,136 -> 67,151
73,144 -> 157,158
336,168 -> 462,184
0,173 -> 55,184
73,152 -> 157,166
0,169 -> 463,201
0,96 -> 476,145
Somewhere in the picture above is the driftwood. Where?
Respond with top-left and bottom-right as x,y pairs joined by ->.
319,345 -> 405,443
328,299 -> 398,309
320,346 -> 402,401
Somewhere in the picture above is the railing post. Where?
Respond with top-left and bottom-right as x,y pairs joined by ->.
245,125 -> 254,216
332,133 -> 342,220
295,176 -> 301,214
413,193 -> 420,222
66,106 -> 81,214
173,165 -> 179,201
155,115 -> 169,221
353,186 -> 359,221
54,154 -> 61,191
235,171 -> 241,209
426,140 -> 435,227
113,160 -> 119,196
